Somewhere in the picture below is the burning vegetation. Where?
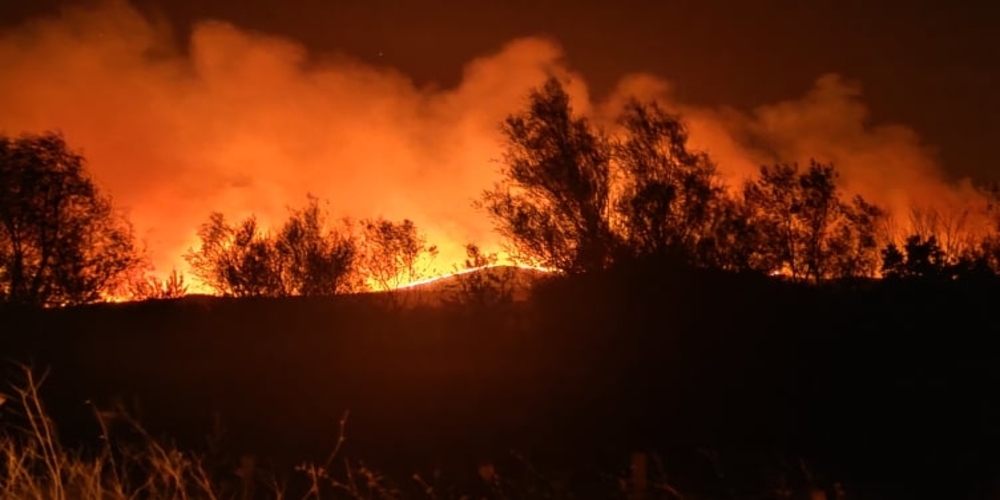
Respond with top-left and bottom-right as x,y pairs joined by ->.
0,2 -> 991,293
3,4 -> 1000,500
3,75 -> 1000,306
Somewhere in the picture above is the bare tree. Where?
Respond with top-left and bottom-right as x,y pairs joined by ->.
906,206 -> 977,262
0,132 -> 142,307
957,183 -> 1000,274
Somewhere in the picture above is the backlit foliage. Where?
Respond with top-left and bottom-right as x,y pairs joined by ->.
0,132 -> 141,307
443,244 -> 518,308
742,161 -> 885,281
12,82 -> 1000,305
480,77 -> 618,274
355,217 -> 439,290
127,268 -> 189,300
483,78 -> 892,282
185,197 -> 356,297
615,99 -> 726,263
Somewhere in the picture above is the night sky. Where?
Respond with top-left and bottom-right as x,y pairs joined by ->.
4,0 -> 996,182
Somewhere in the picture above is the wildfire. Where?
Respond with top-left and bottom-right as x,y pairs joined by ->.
1,2 -> 991,307
395,263 -> 557,290
101,264 -> 555,303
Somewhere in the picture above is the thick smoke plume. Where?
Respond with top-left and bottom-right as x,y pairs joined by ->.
0,1 -> 983,283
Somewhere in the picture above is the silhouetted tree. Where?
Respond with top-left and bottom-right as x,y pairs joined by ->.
743,161 -> 884,281
829,196 -> 885,279
615,99 -> 727,263
185,197 -> 356,297
356,217 -> 438,290
0,132 -> 141,307
480,77 -> 618,274
481,77 -> 730,273
881,235 -> 948,280
907,206 -> 976,259
185,213 -> 282,297
274,196 -> 357,295
698,196 -> 766,273
127,268 -> 188,300
968,182 -> 1000,274
969,239 -> 1000,277
742,163 -> 806,278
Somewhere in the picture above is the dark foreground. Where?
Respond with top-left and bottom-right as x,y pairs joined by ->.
2,264 -> 999,499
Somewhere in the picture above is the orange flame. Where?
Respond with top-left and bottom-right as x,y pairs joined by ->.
395,263 -> 557,290
0,2 -> 989,298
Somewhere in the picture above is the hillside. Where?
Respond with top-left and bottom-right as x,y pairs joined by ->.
395,264 -> 552,301
1,264 -> 999,498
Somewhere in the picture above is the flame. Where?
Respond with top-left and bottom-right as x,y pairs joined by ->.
101,293 -> 130,304
396,263 -> 557,290
0,2 -> 991,299
100,263 -> 554,302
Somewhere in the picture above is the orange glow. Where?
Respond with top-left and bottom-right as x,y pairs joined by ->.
101,293 -> 131,304
396,263 -> 557,290
0,2 -> 990,296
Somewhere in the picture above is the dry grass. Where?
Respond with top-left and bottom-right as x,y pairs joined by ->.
0,363 -> 848,500
0,365 -> 225,499
0,364 -> 403,500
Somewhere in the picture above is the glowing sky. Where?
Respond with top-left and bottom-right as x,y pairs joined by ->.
4,0 -> 994,182
0,0 -> 996,281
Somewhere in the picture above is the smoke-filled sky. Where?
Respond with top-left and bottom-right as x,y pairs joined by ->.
0,0 -> 997,279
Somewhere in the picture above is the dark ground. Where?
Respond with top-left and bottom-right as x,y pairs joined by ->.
1,264 -> 999,499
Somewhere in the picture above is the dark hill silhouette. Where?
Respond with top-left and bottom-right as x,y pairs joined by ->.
1,263 -> 999,499
394,264 -> 550,301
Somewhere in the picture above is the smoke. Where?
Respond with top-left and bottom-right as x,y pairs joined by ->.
0,1 -> 983,284
603,73 -> 985,220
